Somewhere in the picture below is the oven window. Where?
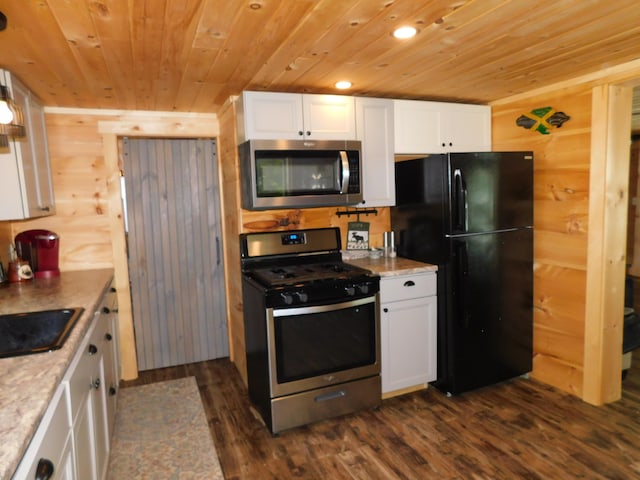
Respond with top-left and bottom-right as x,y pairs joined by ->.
255,150 -> 341,197
273,301 -> 376,383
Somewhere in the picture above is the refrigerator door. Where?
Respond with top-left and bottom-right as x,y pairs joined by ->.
448,152 -> 533,235
435,228 -> 533,395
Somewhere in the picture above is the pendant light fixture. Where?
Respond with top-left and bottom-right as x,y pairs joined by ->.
0,84 -> 25,137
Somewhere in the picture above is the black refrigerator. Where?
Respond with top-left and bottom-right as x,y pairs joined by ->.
391,152 -> 533,396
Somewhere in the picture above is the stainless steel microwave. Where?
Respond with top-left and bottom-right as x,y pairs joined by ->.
239,139 -> 363,210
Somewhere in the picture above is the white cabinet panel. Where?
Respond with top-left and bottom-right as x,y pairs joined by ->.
0,69 -> 55,220
380,272 -> 437,397
238,91 -> 303,141
355,97 -> 395,207
380,272 -> 437,303
11,385 -> 74,480
394,99 -> 491,154
302,93 -> 356,140
381,295 -> 437,394
237,91 -> 356,142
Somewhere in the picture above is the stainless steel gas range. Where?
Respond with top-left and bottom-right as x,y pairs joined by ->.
240,227 -> 381,434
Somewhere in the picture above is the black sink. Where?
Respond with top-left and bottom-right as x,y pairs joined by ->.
0,308 -> 85,358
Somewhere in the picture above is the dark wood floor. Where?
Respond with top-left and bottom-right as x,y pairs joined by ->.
122,355 -> 640,479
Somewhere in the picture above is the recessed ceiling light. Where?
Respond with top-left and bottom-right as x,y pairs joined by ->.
335,80 -> 352,89
393,26 -> 417,39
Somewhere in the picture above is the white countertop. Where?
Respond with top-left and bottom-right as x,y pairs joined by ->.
344,255 -> 437,276
0,269 -> 114,480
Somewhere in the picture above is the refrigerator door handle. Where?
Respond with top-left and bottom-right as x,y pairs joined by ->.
453,168 -> 467,232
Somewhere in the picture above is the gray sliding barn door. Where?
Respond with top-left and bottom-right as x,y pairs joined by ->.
123,138 -> 228,371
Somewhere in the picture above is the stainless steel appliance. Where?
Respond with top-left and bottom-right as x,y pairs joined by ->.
238,139 -> 363,210
240,227 -> 381,434
391,152 -> 534,396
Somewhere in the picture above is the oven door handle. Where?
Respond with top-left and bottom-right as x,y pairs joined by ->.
272,295 -> 375,317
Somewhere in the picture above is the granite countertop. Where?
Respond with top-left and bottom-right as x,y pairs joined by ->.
344,255 -> 438,276
0,269 -> 114,480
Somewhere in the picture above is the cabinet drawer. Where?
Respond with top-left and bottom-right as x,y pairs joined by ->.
380,272 -> 436,303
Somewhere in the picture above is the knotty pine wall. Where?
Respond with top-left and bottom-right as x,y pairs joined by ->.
493,86 -> 592,398
491,60 -> 639,404
1,110 -> 220,380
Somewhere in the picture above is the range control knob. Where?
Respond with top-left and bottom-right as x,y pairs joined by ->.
281,293 -> 294,305
295,291 -> 308,302
344,286 -> 356,296
357,284 -> 370,295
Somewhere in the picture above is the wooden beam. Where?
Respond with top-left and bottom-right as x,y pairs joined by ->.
583,84 -> 633,405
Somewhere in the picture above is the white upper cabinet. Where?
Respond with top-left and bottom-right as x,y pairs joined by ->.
393,99 -> 491,154
0,69 -> 55,220
355,97 -> 395,207
237,91 -> 356,142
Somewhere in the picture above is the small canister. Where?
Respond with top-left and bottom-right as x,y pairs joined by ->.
383,231 -> 396,257
8,260 -> 34,282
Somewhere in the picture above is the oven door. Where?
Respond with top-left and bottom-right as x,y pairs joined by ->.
267,295 -> 380,397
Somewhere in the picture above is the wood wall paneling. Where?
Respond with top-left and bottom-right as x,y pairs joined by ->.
0,223 -> 11,266
492,85 -> 592,398
492,60 -> 640,404
217,98 -> 246,381
6,109 -> 219,380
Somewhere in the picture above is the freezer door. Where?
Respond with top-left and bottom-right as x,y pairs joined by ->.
448,152 -> 533,234
436,228 -> 533,395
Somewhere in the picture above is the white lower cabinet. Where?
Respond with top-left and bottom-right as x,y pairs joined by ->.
12,283 -> 119,480
11,385 -> 75,479
380,272 -> 437,396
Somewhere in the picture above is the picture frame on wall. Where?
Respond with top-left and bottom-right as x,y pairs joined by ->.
346,221 -> 369,250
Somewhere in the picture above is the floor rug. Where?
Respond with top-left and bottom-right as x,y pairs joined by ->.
107,377 -> 224,479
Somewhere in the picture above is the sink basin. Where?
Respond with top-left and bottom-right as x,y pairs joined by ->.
0,308 -> 85,358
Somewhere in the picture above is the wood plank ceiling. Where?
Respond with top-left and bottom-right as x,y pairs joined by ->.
0,0 -> 639,115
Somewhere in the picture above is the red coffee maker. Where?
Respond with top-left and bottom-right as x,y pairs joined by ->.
14,229 -> 61,279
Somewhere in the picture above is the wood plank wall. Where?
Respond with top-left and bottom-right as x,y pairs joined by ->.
218,97 -> 390,385
2,109 -> 219,380
492,86 -> 593,398
492,60 -> 640,404
0,223 -> 11,266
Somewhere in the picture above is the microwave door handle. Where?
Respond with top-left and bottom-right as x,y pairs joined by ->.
339,151 -> 350,193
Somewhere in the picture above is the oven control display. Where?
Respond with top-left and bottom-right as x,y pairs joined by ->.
281,232 -> 306,245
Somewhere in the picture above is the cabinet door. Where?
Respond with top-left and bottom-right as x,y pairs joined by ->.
73,390 -> 97,480
9,77 -> 41,217
394,99 -> 492,154
355,97 -> 395,207
441,103 -> 491,152
26,93 -> 55,213
0,70 -> 55,220
381,295 -> 437,394
240,91 -> 304,141
393,99 -> 443,154
92,354 -> 110,480
11,385 -> 74,480
302,93 -> 356,140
